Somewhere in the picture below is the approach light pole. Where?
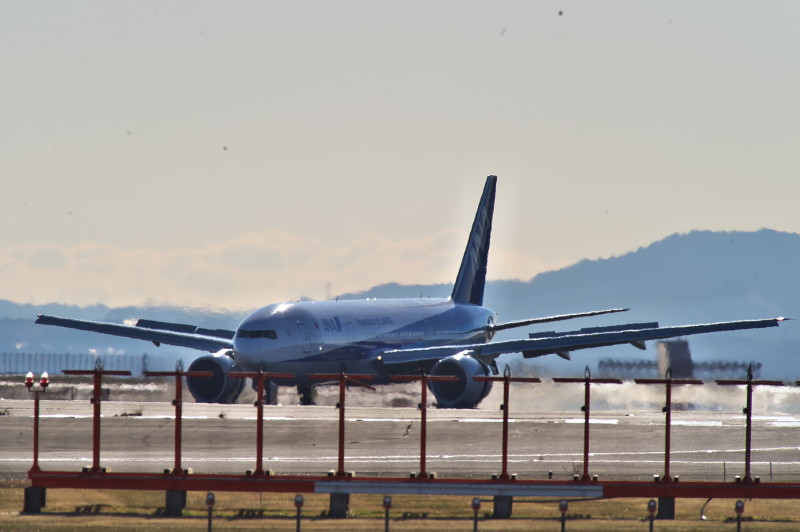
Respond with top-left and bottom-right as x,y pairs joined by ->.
25,372 -> 49,475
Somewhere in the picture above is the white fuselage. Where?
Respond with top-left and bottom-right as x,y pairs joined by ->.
232,298 -> 496,385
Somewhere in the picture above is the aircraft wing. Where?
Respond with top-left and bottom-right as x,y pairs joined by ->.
376,317 -> 786,366
35,315 -> 234,352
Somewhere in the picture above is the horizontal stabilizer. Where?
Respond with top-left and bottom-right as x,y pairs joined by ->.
492,308 -> 630,333
528,322 -> 659,339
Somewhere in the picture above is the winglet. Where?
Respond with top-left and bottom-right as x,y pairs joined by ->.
451,175 -> 496,306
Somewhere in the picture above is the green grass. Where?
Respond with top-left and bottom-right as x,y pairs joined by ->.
3,480 -> 800,530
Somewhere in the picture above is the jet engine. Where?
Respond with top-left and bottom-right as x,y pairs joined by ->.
186,351 -> 246,404
429,352 -> 493,409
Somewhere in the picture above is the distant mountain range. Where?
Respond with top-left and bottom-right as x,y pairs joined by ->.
1,229 -> 798,377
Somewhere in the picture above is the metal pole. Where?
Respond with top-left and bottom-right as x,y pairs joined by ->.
744,365 -> 753,483
31,391 -> 41,474
337,371 -> 346,477
64,367 -> 130,474
91,369 -> 102,473
174,372 -> 183,474
664,369 -> 672,481
419,373 -> 428,478
500,368 -> 510,480
582,367 -> 591,481
255,372 -> 265,476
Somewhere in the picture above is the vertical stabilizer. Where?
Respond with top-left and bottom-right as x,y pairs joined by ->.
450,175 -> 496,305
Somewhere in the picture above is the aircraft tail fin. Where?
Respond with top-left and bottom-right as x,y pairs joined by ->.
450,175 -> 496,306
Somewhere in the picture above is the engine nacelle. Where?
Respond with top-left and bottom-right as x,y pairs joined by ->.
429,352 -> 493,409
186,351 -> 245,404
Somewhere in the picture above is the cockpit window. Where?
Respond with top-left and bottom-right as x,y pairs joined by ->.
236,329 -> 278,340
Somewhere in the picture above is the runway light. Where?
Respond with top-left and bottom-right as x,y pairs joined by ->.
295,494 -> 304,531
383,495 -> 392,532
648,499 -> 657,514
560,499 -> 569,532
471,497 -> 481,531
39,372 -> 49,388
205,492 -> 215,532
25,372 -> 34,389
735,500 -> 744,515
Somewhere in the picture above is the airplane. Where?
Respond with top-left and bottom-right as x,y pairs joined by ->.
36,176 -> 785,408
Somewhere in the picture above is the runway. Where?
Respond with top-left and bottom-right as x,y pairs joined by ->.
3,396 -> 800,482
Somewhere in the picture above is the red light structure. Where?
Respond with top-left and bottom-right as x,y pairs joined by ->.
717,364 -> 783,483
25,372 -> 50,475
473,366 -> 541,481
309,369 -> 374,477
63,364 -> 131,474
553,366 -> 622,481
635,368 -> 702,482
144,364 -> 214,475
227,368 -> 295,476
21,364 -> 800,521
391,371 -> 459,479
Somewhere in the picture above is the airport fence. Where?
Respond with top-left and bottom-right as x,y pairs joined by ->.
0,352 -> 155,377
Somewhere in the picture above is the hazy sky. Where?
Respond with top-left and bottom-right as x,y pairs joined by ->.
2,2 -> 799,310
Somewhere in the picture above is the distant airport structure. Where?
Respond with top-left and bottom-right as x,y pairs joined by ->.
597,339 -> 762,380
0,351 -> 181,377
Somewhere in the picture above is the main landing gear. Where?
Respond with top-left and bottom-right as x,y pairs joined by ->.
297,384 -> 317,406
